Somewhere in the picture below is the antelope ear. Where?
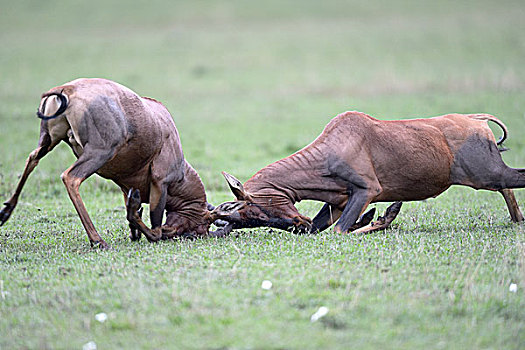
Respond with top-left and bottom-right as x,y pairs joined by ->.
222,171 -> 252,201
210,201 -> 247,220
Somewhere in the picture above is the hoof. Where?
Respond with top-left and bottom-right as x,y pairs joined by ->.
209,223 -> 234,238
145,235 -> 162,243
129,222 -> 142,241
213,219 -> 230,228
209,231 -> 226,238
292,215 -> 313,234
385,201 -> 402,219
92,240 -> 110,249
144,227 -> 163,243
359,208 -> 376,226
182,232 -> 197,240
129,231 -> 142,241
0,202 -> 15,226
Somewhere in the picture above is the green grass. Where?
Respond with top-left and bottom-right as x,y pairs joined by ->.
1,0 -> 525,348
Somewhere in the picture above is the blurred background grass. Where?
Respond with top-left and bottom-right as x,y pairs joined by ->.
0,1 -> 524,348
1,0 -> 524,194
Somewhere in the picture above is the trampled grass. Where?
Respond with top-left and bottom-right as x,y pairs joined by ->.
1,1 -> 524,348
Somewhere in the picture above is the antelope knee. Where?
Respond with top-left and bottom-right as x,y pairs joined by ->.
24,149 -> 42,171
60,171 -> 82,190
28,148 -> 40,161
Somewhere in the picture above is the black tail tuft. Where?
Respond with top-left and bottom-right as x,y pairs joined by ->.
36,92 -> 68,120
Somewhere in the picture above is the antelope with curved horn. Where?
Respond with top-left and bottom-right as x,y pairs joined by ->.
0,78 -> 232,248
214,111 -> 525,235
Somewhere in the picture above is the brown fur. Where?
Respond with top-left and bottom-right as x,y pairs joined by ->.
0,78 -> 221,248
216,111 -> 525,235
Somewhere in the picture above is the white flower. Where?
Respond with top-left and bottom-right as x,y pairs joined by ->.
310,306 -> 329,322
83,341 -> 97,350
509,283 -> 518,293
261,280 -> 273,290
95,312 -> 108,323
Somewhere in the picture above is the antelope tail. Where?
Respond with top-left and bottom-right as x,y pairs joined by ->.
471,114 -> 508,150
36,92 -> 68,120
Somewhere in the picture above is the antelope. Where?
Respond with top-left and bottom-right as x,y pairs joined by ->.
0,78 -> 231,248
213,111 -> 525,235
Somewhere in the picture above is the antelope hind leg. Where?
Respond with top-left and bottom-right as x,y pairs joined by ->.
61,150 -> 123,249
499,189 -> 524,223
0,147 -> 44,225
1,130 -> 54,226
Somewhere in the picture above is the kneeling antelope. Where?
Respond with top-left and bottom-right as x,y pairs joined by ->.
214,111 -> 524,235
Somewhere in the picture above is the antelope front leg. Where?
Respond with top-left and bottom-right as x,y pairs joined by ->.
334,189 -> 371,233
209,223 -> 234,238
122,191 -> 142,241
309,203 -> 376,233
126,189 -> 162,242
352,202 -> 402,235
309,204 -> 342,233
148,181 -> 167,230
348,207 -> 377,231
291,215 -> 313,234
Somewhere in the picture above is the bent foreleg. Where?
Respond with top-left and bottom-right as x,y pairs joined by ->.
352,202 -> 402,235
149,181 -> 167,229
310,203 -> 376,234
334,189 -> 371,233
126,189 -> 162,242
122,190 -> 143,241
309,203 -> 342,233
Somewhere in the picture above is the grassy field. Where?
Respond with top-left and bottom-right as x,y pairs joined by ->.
1,0 -> 525,348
